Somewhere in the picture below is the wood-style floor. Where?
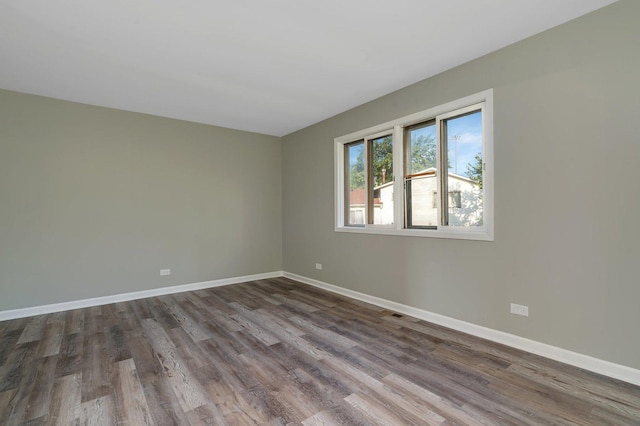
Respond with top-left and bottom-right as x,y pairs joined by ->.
1,278 -> 639,425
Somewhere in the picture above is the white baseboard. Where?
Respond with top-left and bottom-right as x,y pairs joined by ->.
0,271 -> 284,321
283,272 -> 640,388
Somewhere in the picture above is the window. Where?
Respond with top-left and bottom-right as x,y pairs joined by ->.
335,90 -> 493,241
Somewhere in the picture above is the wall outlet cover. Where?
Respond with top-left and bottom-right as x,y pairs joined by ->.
510,303 -> 529,316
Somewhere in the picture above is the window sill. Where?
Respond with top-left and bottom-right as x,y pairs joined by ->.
335,225 -> 493,241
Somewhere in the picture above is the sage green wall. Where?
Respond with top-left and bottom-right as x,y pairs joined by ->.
0,89 -> 282,311
281,0 -> 640,369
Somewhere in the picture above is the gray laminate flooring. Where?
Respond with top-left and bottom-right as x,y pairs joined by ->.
1,277 -> 639,425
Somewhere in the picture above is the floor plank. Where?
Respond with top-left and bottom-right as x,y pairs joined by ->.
47,372 -> 81,425
114,358 -> 154,425
0,278 -> 639,425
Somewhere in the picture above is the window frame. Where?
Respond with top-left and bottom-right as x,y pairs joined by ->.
334,89 -> 493,241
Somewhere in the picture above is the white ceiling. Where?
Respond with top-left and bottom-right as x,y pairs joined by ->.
0,1 -> 617,137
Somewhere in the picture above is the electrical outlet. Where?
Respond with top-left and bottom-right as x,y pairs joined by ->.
510,303 -> 529,316
315,263 -> 322,270
160,269 -> 171,276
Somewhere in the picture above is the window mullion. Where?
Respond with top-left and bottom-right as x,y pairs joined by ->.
393,125 -> 404,230
402,126 -> 411,229
366,139 -> 373,225
437,117 -> 448,226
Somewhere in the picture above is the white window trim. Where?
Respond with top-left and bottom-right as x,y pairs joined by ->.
335,89 -> 494,241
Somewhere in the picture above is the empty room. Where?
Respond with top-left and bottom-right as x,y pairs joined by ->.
1,0 -> 639,424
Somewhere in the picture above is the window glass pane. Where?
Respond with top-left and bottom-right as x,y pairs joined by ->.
345,141 -> 365,226
405,122 -> 437,227
370,135 -> 393,225
409,122 -> 437,173
444,110 -> 483,227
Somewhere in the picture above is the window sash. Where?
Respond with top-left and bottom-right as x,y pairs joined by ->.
367,133 -> 393,226
404,120 -> 437,229
439,105 -> 484,228
344,140 -> 365,227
